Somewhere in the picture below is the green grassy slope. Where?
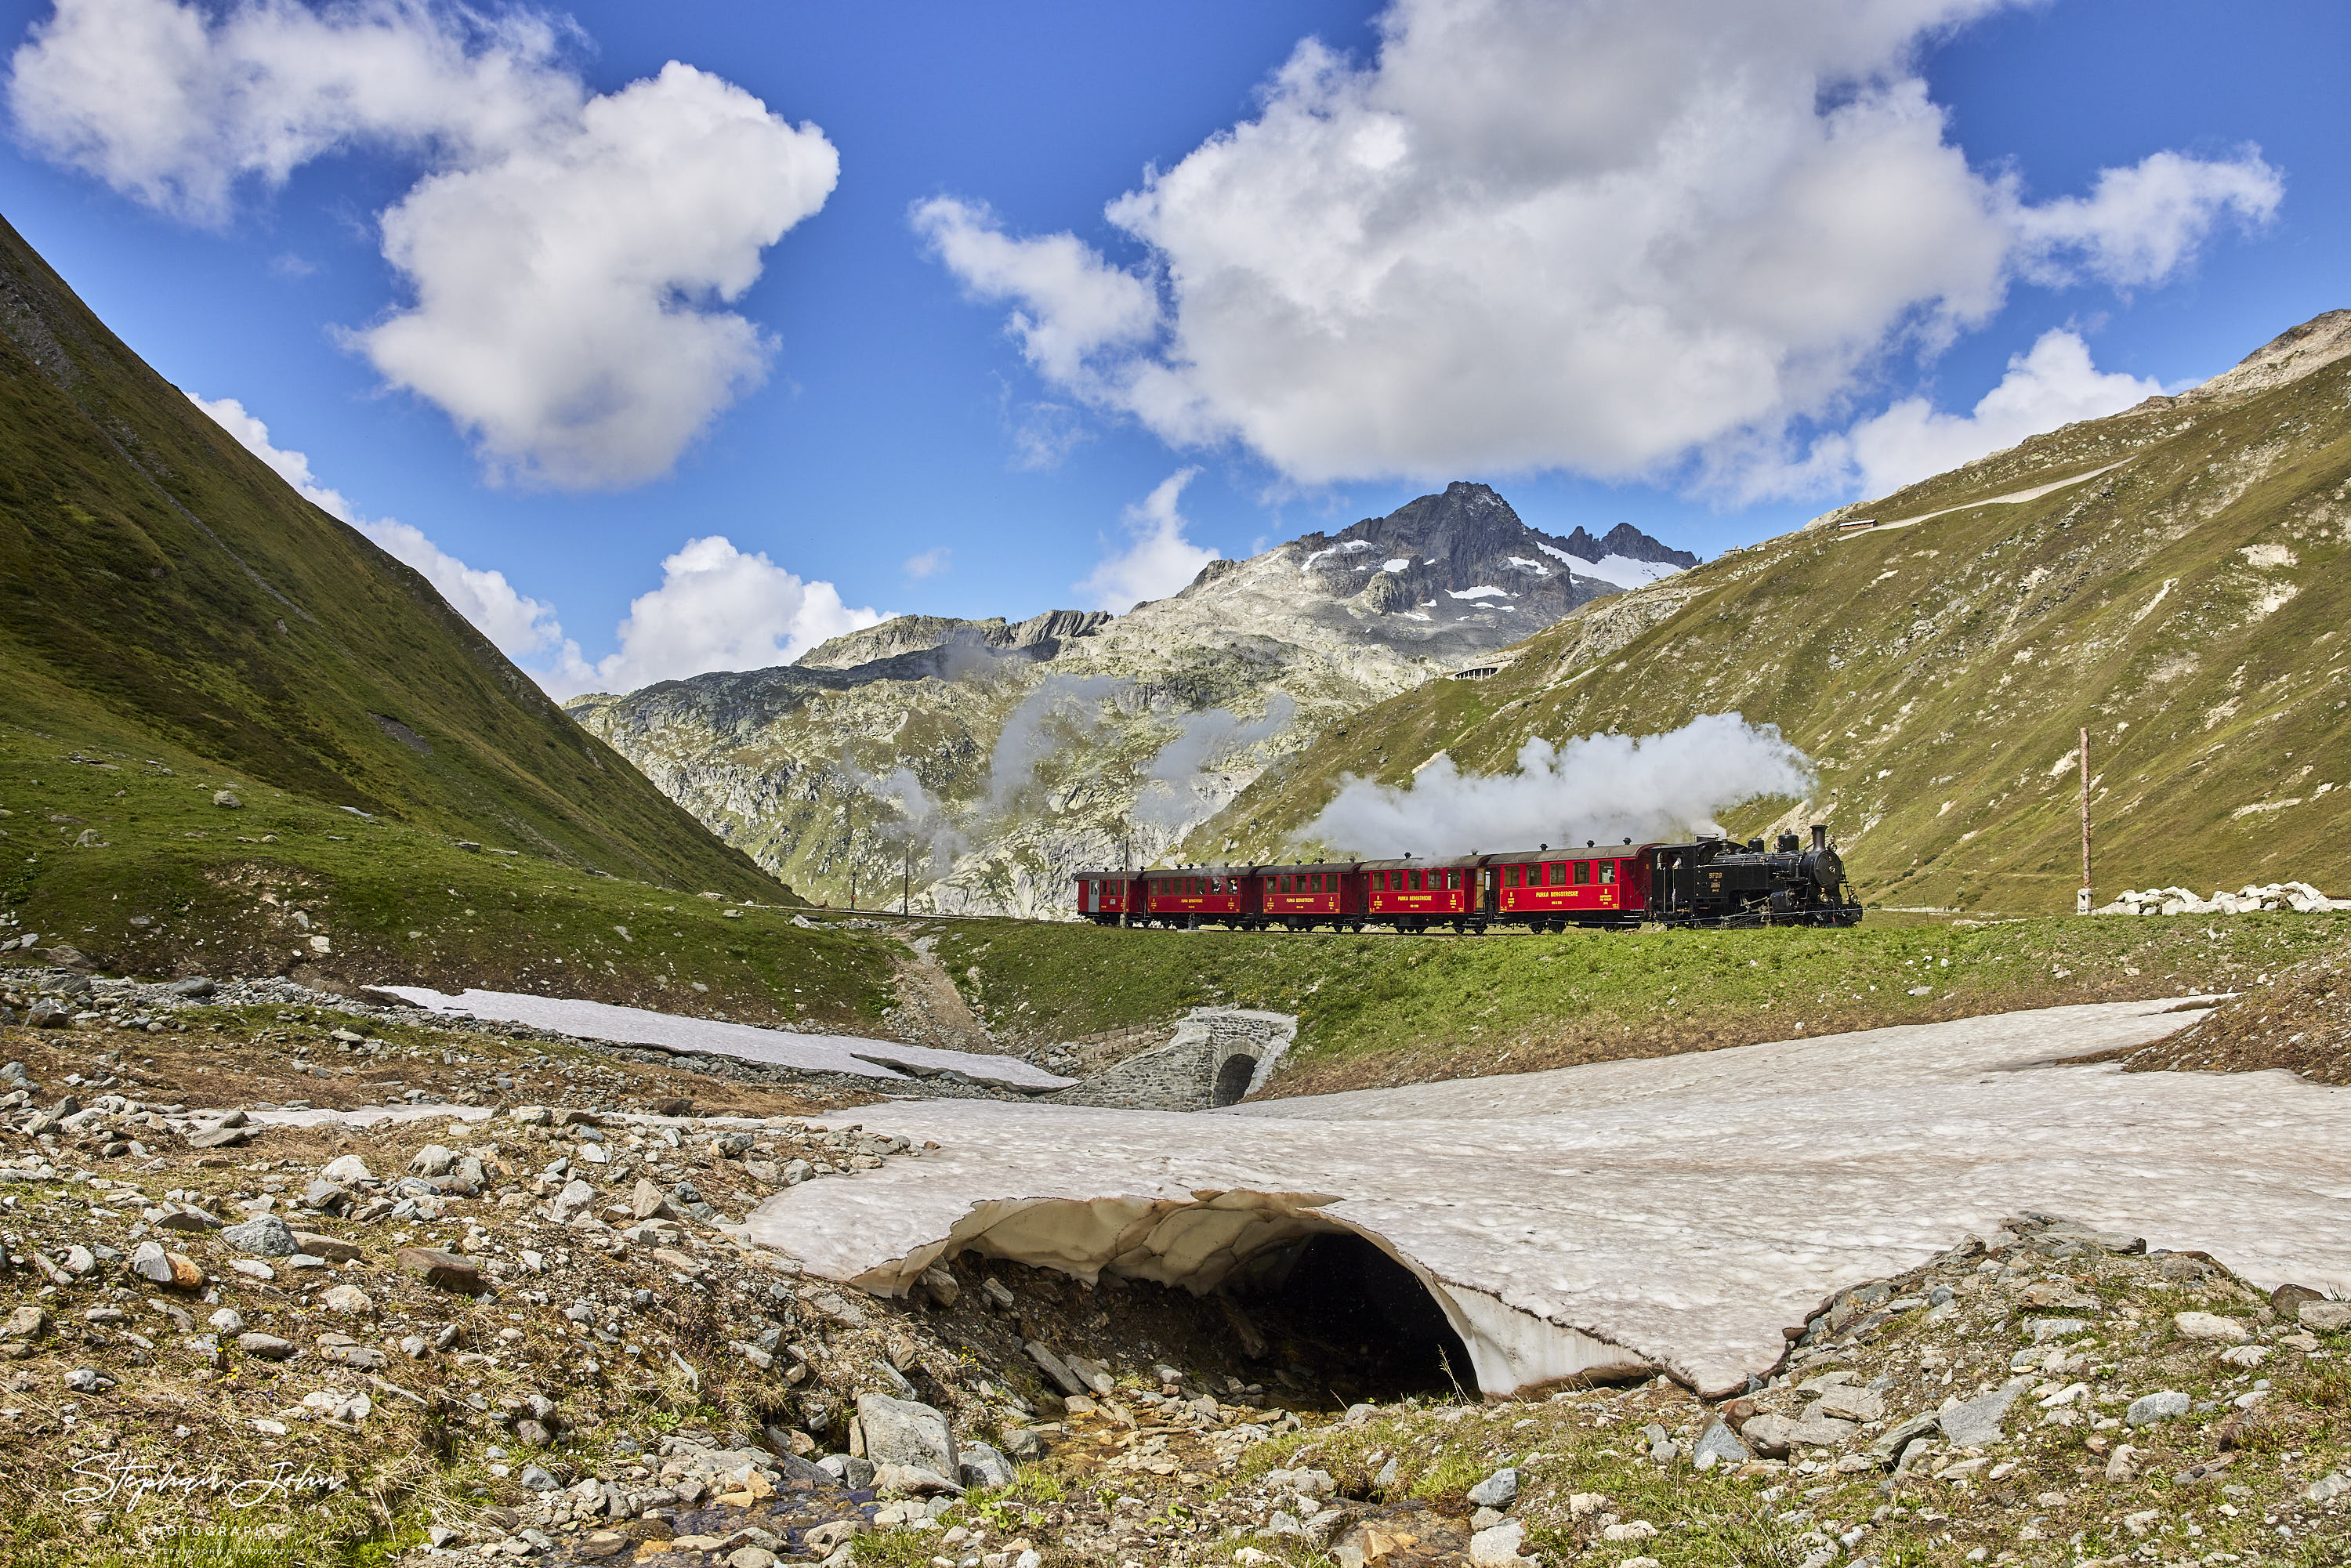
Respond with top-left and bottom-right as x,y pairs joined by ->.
0,212 -> 781,900
939,911 -> 2351,1095
0,716 -> 893,1025
1189,319 -> 2351,914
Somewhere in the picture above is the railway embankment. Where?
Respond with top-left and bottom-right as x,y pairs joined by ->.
926,911 -> 2351,1098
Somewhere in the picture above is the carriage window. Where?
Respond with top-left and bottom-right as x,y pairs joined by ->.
1408,869 -> 1423,891
1447,869 -> 1462,889
1549,863 -> 1564,885
1599,862 -> 1616,885
1574,861 -> 1592,885
1505,865 -> 1520,888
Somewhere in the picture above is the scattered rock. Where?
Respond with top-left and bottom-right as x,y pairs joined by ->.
320,1284 -> 375,1316
958,1441 -> 1015,1490
1691,1421 -> 1749,1470
393,1247 -> 484,1293
1467,1466 -> 1520,1508
856,1392 -> 958,1477
2127,1391 -> 2191,1426
2174,1311 -> 2251,1342
220,1215 -> 299,1258
1468,1519 -> 1527,1566
1939,1382 -> 2025,1449
237,1333 -> 295,1360
2300,1301 -> 2351,1334
292,1231 -> 363,1262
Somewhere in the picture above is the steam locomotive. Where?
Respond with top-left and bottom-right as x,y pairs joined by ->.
1072,825 -> 1861,932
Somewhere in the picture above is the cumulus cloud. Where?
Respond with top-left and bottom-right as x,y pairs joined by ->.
919,0 -> 2283,488
2012,149 -> 2282,288
1074,468 -> 1219,613
1302,715 -> 1814,860
563,535 -> 882,696
903,546 -> 951,579
190,390 -> 566,658
1830,328 -> 2165,498
187,391 -> 871,695
12,0 -> 838,489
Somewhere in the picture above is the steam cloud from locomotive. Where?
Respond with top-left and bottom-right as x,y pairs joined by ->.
1302,713 -> 1814,860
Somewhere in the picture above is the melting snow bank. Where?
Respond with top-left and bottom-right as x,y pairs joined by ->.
368,987 -> 1074,1092
741,998 -> 2351,1399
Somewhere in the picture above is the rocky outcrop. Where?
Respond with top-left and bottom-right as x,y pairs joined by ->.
797,610 -> 1111,675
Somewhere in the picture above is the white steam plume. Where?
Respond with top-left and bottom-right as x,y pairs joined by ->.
1135,695 -> 1297,830
986,673 -> 1129,813
1302,715 -> 1813,859
864,766 -> 967,878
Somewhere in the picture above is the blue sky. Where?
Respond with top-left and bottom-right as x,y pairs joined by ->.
1,0 -> 2342,696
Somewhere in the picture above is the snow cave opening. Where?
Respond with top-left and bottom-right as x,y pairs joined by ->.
1227,1231 -> 1477,1400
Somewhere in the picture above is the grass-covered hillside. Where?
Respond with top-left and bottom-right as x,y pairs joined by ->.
0,212 -> 779,901
0,718 -> 896,1028
936,911 -> 2351,1095
1188,313 -> 2351,915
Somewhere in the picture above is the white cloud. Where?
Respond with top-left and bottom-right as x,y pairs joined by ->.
190,390 -> 567,660
914,196 -> 1158,386
2012,149 -> 2282,288
903,546 -> 951,579
353,61 -> 838,489
919,0 -> 2284,489
565,535 -> 882,696
187,392 -> 871,696
1835,328 -> 2165,498
1074,468 -> 1219,613
12,0 -> 838,490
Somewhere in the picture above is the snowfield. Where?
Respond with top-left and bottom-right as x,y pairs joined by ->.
369,986 -> 1074,1091
743,998 -> 2351,1399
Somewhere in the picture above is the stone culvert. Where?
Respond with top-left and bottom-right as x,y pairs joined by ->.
1042,1009 -> 1297,1111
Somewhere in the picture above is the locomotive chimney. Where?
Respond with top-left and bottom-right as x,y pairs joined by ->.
1809,824 -> 1828,851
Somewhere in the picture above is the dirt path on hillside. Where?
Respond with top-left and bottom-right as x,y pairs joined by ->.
882,932 -> 1001,1054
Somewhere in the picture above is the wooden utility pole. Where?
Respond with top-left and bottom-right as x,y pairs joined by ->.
2077,727 -> 2092,914
903,841 -> 911,917
845,794 -> 856,911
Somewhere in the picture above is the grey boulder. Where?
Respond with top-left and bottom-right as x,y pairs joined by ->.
856,1392 -> 958,1479
2127,1391 -> 2190,1427
220,1214 -> 299,1258
1939,1381 -> 2027,1449
958,1442 -> 1016,1490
